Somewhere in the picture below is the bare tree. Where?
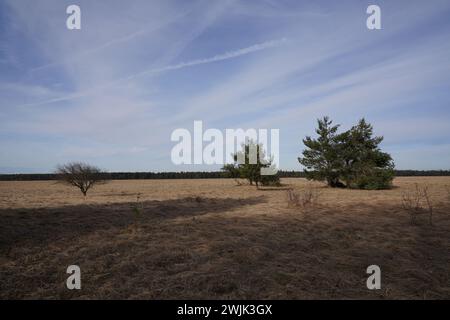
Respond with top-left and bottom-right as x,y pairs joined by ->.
55,162 -> 108,197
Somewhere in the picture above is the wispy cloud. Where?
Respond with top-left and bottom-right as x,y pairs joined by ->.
16,38 -> 287,108
28,9 -> 192,73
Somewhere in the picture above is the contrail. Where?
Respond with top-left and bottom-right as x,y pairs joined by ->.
19,38 -> 287,108
121,37 -> 287,80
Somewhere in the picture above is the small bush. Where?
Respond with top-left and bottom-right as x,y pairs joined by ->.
286,189 -> 300,207
222,164 -> 242,186
286,185 -> 321,212
352,168 -> 395,190
132,193 -> 144,220
260,173 -> 281,187
186,196 -> 204,203
401,184 -> 433,225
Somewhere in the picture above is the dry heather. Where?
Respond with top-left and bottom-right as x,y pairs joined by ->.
0,177 -> 450,299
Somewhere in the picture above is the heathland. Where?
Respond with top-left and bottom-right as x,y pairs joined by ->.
0,177 -> 449,299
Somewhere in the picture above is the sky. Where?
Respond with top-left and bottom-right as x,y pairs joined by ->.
1,0 -> 450,173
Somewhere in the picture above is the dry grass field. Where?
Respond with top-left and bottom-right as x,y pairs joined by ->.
0,177 -> 449,299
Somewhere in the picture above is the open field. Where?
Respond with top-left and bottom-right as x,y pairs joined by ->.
1,177 -> 449,299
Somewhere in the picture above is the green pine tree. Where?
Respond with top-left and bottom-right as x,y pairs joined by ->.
223,140 -> 279,188
299,117 -> 394,189
298,116 -> 344,187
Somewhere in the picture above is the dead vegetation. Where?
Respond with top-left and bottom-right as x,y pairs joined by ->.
401,183 -> 433,225
130,193 -> 144,231
286,184 -> 321,212
1,177 -> 450,299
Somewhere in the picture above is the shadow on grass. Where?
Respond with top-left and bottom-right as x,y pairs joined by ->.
1,199 -> 450,299
0,196 -> 267,249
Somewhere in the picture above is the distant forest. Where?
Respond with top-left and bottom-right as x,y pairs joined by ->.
1,170 -> 450,181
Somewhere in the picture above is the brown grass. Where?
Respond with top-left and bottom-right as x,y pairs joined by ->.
1,177 -> 449,299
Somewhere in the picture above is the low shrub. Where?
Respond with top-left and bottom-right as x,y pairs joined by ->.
260,173 -> 281,187
401,184 -> 433,225
352,168 -> 395,190
286,185 -> 321,212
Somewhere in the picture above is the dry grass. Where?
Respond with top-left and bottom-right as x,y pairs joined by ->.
0,177 -> 450,299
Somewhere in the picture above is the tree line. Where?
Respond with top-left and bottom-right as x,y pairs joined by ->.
1,169 -> 449,182
2,169 -> 449,181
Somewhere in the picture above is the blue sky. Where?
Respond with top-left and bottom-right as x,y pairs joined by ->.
1,0 -> 450,173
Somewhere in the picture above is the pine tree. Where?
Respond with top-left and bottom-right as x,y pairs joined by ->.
338,118 -> 394,189
223,140 -> 279,188
298,116 -> 344,187
299,117 -> 394,189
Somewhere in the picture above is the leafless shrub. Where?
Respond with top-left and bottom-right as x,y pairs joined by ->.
286,185 -> 321,212
185,196 -> 204,203
55,162 -> 108,197
401,183 -> 433,225
286,188 -> 300,207
132,193 -> 144,219
130,193 -> 144,231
